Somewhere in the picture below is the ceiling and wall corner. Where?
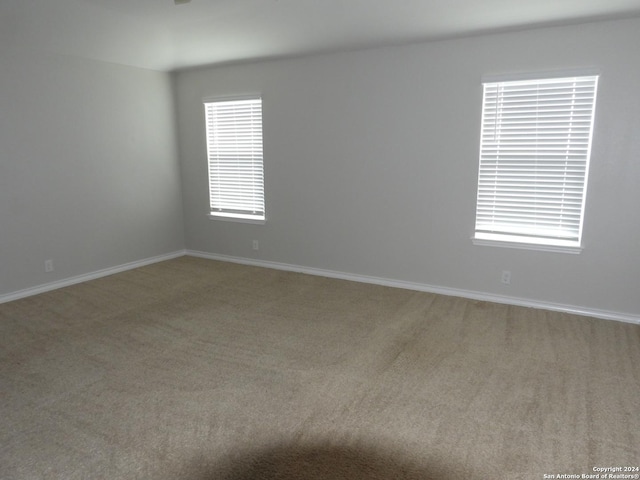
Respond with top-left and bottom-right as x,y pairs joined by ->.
2,0 -> 640,72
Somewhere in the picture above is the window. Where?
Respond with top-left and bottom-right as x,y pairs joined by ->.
204,96 -> 265,222
473,74 -> 599,252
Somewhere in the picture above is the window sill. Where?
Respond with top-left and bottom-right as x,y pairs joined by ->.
208,213 -> 266,225
472,234 -> 583,254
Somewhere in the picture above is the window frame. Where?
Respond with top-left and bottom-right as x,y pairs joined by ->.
203,95 -> 266,224
472,71 -> 600,254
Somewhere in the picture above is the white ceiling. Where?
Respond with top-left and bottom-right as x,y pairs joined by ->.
2,0 -> 640,72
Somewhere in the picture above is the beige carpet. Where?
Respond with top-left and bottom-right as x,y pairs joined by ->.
1,256 -> 638,479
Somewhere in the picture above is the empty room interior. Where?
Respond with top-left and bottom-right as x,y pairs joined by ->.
1,1 -> 639,479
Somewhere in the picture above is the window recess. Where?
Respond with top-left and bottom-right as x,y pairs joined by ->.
204,96 -> 265,223
473,74 -> 599,252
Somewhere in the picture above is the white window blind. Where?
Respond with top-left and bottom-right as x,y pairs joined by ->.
204,97 -> 265,221
474,75 -> 598,249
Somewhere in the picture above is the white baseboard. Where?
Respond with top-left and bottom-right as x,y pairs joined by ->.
3,248 -> 637,326
0,250 -> 187,304
187,250 -> 640,326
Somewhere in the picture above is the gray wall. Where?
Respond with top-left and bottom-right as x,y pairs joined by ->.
175,18 -> 640,318
0,47 -> 184,295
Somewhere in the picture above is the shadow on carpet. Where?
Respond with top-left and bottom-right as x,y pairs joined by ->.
195,438 -> 458,480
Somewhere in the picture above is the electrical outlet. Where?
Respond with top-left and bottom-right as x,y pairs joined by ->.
501,270 -> 511,285
45,259 -> 54,272
252,240 -> 259,251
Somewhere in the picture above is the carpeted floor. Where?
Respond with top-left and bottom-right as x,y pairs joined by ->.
1,256 -> 639,479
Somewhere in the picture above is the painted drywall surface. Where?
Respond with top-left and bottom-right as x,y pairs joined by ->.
0,47 -> 184,295
175,18 -> 640,317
